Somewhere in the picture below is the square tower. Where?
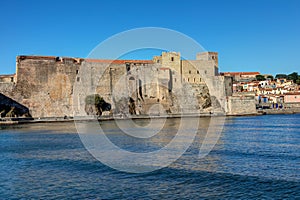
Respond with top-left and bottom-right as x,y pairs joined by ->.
161,52 -> 181,73
196,52 -> 218,67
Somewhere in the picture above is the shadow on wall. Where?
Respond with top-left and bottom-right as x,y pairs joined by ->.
113,97 -> 137,116
0,93 -> 32,118
85,94 -> 111,116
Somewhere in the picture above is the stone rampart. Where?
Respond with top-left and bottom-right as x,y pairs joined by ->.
0,52 -> 241,118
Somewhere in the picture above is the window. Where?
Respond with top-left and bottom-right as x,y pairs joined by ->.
126,64 -> 131,75
10,77 -> 14,82
77,77 -> 80,82
189,70 -> 191,74
174,78 -> 176,82
200,78 -> 201,82
197,70 -> 199,74
55,57 -> 63,62
76,70 -> 79,74
194,78 -> 196,82
171,57 -> 174,61
187,78 -> 190,82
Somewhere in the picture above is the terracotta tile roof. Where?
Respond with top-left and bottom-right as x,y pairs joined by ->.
0,74 -> 15,77
159,67 -> 170,70
17,55 -> 154,64
284,92 -> 300,95
85,59 -> 154,64
220,72 -> 260,76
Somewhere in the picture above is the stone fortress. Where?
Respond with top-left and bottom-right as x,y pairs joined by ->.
0,52 -> 257,118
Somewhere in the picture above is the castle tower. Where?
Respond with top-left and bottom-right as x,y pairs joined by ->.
196,52 -> 219,76
196,52 -> 218,67
161,52 -> 181,73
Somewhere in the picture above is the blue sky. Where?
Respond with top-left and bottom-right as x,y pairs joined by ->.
0,0 -> 299,75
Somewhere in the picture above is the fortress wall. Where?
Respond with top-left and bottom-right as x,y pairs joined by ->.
0,52 -> 239,118
180,59 -> 229,113
0,83 -> 15,96
227,95 -> 257,115
74,61 -> 164,116
181,60 -> 209,84
140,64 -> 160,99
14,56 -> 80,117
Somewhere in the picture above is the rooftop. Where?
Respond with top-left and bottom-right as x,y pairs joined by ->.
220,72 -> 260,76
17,55 -> 154,64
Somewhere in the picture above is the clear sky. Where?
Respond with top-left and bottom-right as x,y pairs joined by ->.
0,0 -> 299,75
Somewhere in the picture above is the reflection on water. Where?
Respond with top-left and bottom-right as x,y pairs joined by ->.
0,114 -> 299,199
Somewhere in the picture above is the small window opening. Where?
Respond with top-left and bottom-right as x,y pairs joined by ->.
197,70 -> 199,74
77,77 -> 80,82
76,70 -> 79,74
126,64 -> 131,75
55,57 -> 63,62
189,70 -> 191,74
171,57 -> 174,61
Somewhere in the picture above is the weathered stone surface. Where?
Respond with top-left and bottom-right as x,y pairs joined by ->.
0,52 -> 240,118
227,95 -> 257,115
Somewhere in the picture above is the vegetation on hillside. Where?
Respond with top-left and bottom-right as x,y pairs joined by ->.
275,72 -> 300,84
255,72 -> 300,84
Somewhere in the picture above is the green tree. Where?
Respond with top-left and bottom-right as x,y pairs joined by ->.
85,94 -> 105,107
256,75 -> 266,81
275,74 -> 287,79
267,75 -> 274,81
287,72 -> 298,83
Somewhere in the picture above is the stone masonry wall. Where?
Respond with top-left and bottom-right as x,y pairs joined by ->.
1,52 -> 237,118
227,95 -> 257,115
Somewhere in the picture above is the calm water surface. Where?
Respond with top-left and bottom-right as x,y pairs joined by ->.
0,114 -> 299,199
